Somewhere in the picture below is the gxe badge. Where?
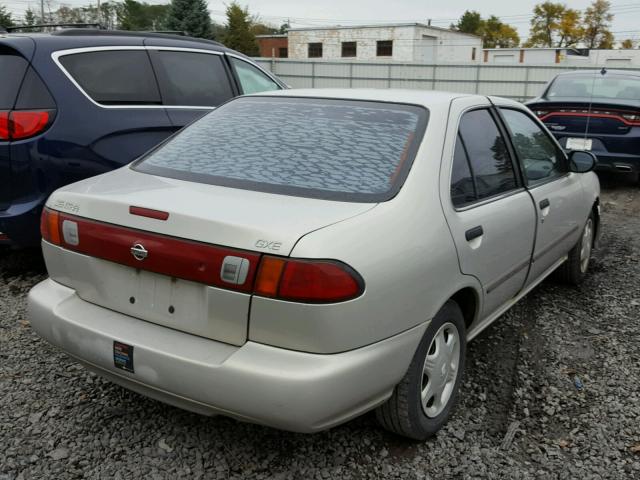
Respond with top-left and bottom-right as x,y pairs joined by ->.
130,243 -> 148,261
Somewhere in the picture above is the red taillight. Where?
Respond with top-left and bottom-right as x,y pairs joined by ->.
41,208 -> 365,303
255,256 -> 364,303
0,110 -> 53,141
0,112 -> 9,140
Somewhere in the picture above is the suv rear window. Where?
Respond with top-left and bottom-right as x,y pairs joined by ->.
0,49 -> 28,109
59,50 -> 161,105
134,96 -> 428,202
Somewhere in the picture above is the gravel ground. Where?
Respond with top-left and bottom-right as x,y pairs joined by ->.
1,175 -> 639,480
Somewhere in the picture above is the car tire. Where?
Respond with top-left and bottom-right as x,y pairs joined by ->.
376,300 -> 466,440
555,213 -> 595,285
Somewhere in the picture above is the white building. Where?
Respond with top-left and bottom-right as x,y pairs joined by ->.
483,47 -> 640,67
287,23 -> 482,63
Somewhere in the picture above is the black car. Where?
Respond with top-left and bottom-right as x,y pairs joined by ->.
527,69 -> 640,182
0,29 -> 285,247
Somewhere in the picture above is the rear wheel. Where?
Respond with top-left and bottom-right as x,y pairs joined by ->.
376,300 -> 466,440
555,213 -> 594,285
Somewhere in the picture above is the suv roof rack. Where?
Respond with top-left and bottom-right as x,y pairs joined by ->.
7,23 -> 104,32
51,29 -> 224,47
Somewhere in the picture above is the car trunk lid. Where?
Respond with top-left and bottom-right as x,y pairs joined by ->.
43,167 -> 376,345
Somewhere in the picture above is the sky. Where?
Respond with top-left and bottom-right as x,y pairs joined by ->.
4,0 -> 640,43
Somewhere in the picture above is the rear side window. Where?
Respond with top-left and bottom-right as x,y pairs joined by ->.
134,97 -> 428,202
59,50 -> 161,105
0,50 -> 28,109
458,109 -> 518,200
229,57 -> 280,94
15,67 -> 56,109
450,133 -> 476,207
152,51 -> 234,107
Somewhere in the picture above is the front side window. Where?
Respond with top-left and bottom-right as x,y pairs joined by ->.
308,43 -> 323,58
377,40 -> 393,57
458,109 -> 518,200
134,97 -> 428,202
152,51 -> 233,107
59,50 -> 161,105
230,57 -> 280,95
500,108 -> 567,185
342,42 -> 357,58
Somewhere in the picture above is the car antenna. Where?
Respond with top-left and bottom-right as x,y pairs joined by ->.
583,67 -> 605,146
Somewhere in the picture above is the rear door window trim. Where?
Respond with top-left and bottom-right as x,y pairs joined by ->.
52,46 -> 274,110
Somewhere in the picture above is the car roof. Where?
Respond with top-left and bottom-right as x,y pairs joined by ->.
554,69 -> 640,78
255,88 -> 487,107
1,29 -> 233,54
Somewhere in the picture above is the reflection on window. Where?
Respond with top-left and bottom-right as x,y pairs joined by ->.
501,109 -> 565,184
459,109 -> 518,200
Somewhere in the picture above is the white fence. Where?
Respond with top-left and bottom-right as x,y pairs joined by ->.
254,59 -> 640,102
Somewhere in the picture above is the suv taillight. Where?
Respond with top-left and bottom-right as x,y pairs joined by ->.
40,208 -> 365,304
0,110 -> 54,141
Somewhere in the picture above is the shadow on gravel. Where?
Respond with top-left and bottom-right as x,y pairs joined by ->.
0,247 -> 46,279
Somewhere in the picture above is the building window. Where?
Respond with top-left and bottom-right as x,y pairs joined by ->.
341,42 -> 357,58
308,43 -> 323,58
279,47 -> 288,58
376,40 -> 393,57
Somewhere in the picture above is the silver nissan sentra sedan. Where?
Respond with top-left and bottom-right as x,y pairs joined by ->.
28,89 -> 600,440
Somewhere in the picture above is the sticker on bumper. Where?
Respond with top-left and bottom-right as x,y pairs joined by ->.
113,341 -> 134,373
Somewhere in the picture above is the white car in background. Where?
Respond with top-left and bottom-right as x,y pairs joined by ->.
28,89 -> 600,440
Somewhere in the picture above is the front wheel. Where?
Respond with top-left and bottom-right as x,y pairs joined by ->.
555,213 -> 595,285
376,300 -> 466,440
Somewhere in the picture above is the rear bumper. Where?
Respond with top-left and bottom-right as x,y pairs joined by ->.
28,278 -> 426,433
591,152 -> 640,174
0,195 -> 46,247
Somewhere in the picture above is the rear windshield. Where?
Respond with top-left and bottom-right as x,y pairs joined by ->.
134,96 -> 428,202
546,73 -> 640,100
0,49 -> 28,109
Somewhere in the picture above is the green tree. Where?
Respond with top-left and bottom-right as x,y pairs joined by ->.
222,2 -> 258,55
621,39 -> 634,49
166,0 -> 211,38
0,4 -> 14,28
583,0 -> 614,49
24,7 -> 37,26
526,2 -> 582,47
278,21 -> 289,34
483,15 -> 520,48
118,0 -> 169,31
454,10 -> 483,35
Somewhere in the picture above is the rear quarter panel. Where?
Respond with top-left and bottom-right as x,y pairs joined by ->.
248,98 -> 482,353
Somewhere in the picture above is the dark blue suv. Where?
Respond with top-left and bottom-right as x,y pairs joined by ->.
0,29 -> 285,247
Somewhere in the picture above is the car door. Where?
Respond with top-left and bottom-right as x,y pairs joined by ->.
497,107 -> 585,286
442,98 -> 537,318
148,48 -> 237,129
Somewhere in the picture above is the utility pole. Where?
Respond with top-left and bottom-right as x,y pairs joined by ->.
96,0 -> 101,26
40,0 -> 45,23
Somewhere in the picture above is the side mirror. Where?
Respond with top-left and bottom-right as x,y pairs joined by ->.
568,150 -> 597,173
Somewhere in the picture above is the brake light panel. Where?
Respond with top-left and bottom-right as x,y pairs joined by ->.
537,108 -> 640,126
41,208 -> 365,303
0,110 -> 54,141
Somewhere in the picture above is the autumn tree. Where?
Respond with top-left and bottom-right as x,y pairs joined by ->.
526,2 -> 582,47
483,16 -> 520,48
222,2 -> 259,56
583,0 -> 614,49
620,39 -> 634,49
